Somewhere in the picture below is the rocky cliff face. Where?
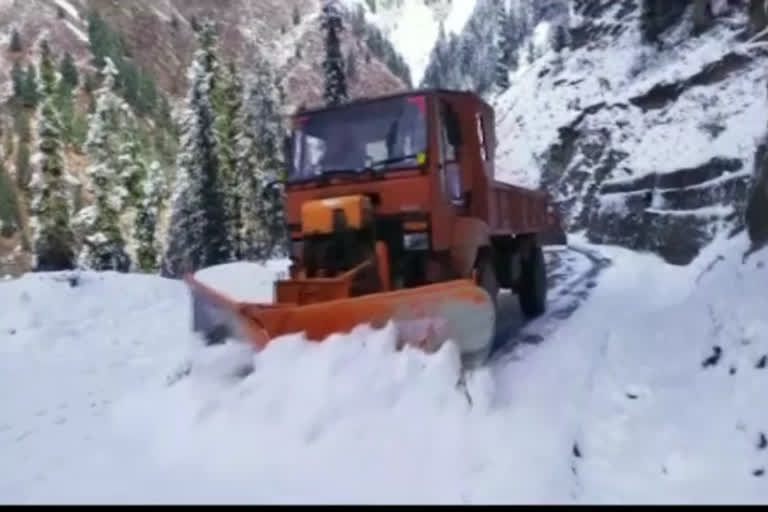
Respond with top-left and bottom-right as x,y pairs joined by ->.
493,0 -> 768,265
746,133 -> 768,252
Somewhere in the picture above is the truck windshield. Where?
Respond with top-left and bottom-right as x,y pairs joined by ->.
290,95 -> 427,181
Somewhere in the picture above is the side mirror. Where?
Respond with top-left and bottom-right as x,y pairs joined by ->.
262,179 -> 285,200
282,134 -> 293,175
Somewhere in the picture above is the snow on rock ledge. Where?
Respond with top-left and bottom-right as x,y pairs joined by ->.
495,0 -> 768,266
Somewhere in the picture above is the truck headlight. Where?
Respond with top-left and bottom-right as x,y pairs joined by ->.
403,232 -> 429,250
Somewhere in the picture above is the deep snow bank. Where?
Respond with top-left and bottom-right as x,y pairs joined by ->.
0,270 -> 190,502
562,233 -> 768,504
193,259 -> 291,302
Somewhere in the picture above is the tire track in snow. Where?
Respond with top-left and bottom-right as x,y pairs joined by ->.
453,243 -> 614,503
488,244 -> 613,366
454,243 -> 614,502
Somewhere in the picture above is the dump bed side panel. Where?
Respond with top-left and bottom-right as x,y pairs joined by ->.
486,180 -> 558,235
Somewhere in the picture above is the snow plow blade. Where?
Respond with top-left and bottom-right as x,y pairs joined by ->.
185,273 -> 496,364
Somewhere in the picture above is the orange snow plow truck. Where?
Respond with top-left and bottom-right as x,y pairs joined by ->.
185,89 -> 565,367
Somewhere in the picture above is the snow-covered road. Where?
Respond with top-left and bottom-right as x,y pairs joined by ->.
1,236 -> 766,504
490,243 -> 612,364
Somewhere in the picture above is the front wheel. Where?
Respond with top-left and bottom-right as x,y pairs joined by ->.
518,244 -> 547,318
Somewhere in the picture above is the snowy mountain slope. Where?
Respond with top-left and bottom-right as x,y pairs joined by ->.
416,0 -> 572,99
492,0 -> 768,266
0,0 -> 91,103
1,234 -> 767,504
0,0 -> 414,276
0,0 -> 410,110
343,0 -> 476,86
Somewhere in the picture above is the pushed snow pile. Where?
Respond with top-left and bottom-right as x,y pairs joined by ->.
111,326 -> 504,504
193,260 -> 291,302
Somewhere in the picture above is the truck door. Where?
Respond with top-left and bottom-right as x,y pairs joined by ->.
438,101 -> 464,207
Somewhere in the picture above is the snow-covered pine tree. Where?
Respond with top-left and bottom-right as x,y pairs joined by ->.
134,161 -> 168,272
114,112 -> 152,266
22,65 -> 39,108
59,52 -> 79,90
116,122 -> 146,211
28,39 -> 77,271
9,29 -> 22,53
0,159 -> 21,238
11,62 -> 24,99
494,0 -> 511,92
504,4 -> 524,67
74,57 -> 131,272
235,53 -> 288,261
212,60 -> 243,260
161,19 -> 232,278
421,0 -> 497,96
322,0 -> 348,107
233,71 -> 266,261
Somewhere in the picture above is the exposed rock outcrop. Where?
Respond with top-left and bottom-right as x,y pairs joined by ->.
746,137 -> 768,251
495,0 -> 768,265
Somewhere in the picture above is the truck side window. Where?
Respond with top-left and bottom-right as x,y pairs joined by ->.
440,102 -> 462,204
440,103 -> 459,162
475,113 -> 487,161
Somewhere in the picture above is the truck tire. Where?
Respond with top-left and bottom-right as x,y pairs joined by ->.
518,244 -> 547,318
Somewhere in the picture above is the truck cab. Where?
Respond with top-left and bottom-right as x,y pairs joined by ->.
282,89 -> 558,315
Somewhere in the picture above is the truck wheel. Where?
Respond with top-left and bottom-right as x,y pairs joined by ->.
518,244 -> 547,318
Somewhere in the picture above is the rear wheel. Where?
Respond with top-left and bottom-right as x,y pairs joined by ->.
518,244 -> 547,318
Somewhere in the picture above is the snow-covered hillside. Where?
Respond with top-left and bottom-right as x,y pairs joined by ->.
1,234 -> 767,504
492,0 -> 768,266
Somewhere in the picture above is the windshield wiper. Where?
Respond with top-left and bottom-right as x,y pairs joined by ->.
293,155 -> 423,185
365,154 -> 421,170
